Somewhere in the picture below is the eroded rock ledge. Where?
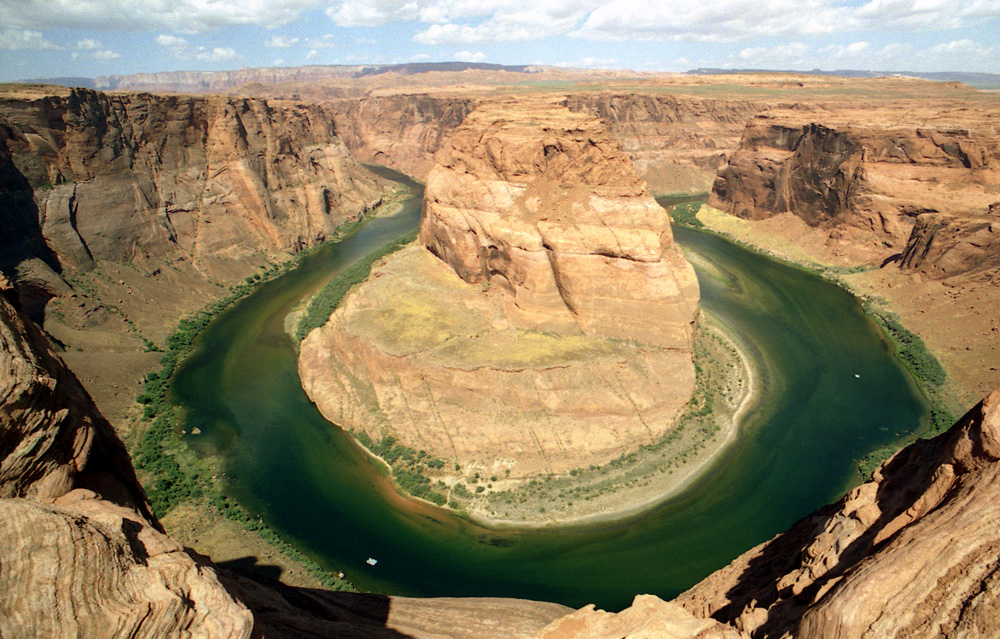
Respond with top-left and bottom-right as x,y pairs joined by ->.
711,104 -> 1000,281
300,97 -> 699,480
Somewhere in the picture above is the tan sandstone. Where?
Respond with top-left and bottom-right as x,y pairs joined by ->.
300,97 -> 699,478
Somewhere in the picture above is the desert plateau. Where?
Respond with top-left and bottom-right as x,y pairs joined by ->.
2,8 -> 1000,636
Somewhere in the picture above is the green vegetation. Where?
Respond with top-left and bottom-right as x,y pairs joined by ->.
130,207 -> 408,592
669,201 -> 704,228
352,431 -> 449,506
295,229 -> 418,342
854,300 -> 955,477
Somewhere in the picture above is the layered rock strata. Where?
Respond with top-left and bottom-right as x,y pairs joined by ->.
0,276 -> 254,638
0,85 -> 388,280
0,274 -> 151,514
711,105 -> 1000,279
330,91 -> 762,194
678,385 -> 1000,639
564,93 -> 762,195
300,98 -> 699,478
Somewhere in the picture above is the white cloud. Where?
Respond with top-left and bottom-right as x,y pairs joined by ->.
819,41 -> 871,59
411,52 -> 431,61
0,29 -> 61,50
1,0 -> 326,33
76,38 -> 100,50
574,0 -> 1000,43
736,42 -> 812,66
195,46 -> 238,61
93,49 -> 121,60
306,48 -> 319,59
555,56 -> 619,69
266,35 -> 300,48
156,34 -> 189,49
453,50 -> 486,62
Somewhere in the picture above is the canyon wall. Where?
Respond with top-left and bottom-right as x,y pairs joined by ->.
1,85 -> 388,279
710,105 -> 1000,279
300,97 -> 699,483
677,385 -> 1000,639
328,93 -> 479,180
328,92 -> 762,195
564,93 -> 762,195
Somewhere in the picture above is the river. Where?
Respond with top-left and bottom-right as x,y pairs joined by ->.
172,170 -> 928,611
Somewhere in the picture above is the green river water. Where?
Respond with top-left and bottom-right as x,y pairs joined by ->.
173,171 -> 928,611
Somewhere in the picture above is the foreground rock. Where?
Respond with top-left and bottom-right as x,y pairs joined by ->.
300,98 -> 698,485
678,385 -> 1000,638
711,104 -> 1000,280
534,595 -> 746,639
0,276 -> 253,638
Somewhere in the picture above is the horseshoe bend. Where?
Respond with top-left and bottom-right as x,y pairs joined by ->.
2,65 -> 1000,639
297,97 -> 704,521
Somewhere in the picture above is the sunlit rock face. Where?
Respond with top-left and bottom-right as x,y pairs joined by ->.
300,97 -> 699,479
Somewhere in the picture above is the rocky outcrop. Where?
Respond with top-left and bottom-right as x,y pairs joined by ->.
329,94 -> 479,180
564,94 -> 762,195
300,97 -> 699,483
1,491 -> 253,638
0,274 -> 151,515
421,97 -> 699,348
534,595 -> 747,639
1,276 -> 254,638
711,105 -> 1000,277
0,84 -> 389,280
899,212 -> 1000,282
677,385 -> 1000,639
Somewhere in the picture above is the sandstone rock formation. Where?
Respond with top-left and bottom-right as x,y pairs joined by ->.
2,492 -> 253,638
678,385 -> 1000,639
564,94 -> 762,195
329,91 -> 761,195
710,105 -> 1000,280
420,97 -> 699,349
329,94 -> 479,179
0,275 -> 254,638
300,97 -> 699,480
534,594 -> 747,639
0,84 -> 388,280
0,274 -> 151,514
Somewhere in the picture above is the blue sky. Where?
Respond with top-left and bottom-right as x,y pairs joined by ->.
1,0 -> 998,82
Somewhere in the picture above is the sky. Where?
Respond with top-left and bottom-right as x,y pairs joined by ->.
1,0 -> 998,82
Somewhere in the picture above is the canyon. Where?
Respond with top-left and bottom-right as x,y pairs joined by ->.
299,96 -> 699,491
2,70 -> 1000,638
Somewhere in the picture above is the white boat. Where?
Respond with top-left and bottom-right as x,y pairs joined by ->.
366,557 -> 378,566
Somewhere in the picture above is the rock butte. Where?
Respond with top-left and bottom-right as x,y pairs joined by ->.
299,97 -> 699,477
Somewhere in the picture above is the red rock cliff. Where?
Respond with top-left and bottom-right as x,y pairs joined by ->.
0,84 -> 389,277
710,105 -> 1000,280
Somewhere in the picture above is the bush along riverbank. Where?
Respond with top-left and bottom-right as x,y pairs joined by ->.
675,201 -> 956,480
129,203 -> 415,592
